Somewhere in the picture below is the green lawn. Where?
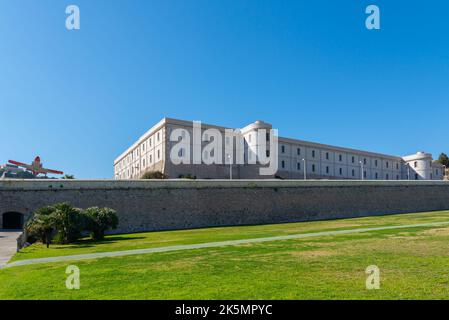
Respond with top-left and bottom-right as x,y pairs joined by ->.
2,211 -> 449,299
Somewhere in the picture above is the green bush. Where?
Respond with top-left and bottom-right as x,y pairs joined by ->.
178,174 -> 197,179
26,206 -> 57,248
84,207 -> 119,240
51,203 -> 86,244
141,171 -> 167,179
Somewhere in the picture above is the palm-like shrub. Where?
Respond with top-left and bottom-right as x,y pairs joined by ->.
51,203 -> 86,244
141,171 -> 167,179
26,206 -> 56,248
84,207 -> 119,240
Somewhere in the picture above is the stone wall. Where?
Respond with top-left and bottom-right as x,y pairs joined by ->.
1,180 -> 449,234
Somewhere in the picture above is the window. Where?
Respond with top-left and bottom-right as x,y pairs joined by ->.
339,168 -> 343,175
415,173 -> 419,180
396,163 -> 399,170
326,152 -> 329,160
281,145 -> 285,153
339,155 -> 342,162
386,173 -> 389,180
297,162 -> 301,170
414,161 -> 418,168
266,150 -> 270,157
352,156 -> 355,163
375,172 -> 378,179
326,166 -> 329,174
157,150 -> 160,159
397,175 -> 400,180
266,132 -> 270,141
297,148 -> 301,156
386,161 -> 389,168
436,169 -> 439,175
149,138 -> 152,147
157,132 -> 160,141
364,171 -> 367,178
142,159 -> 146,168
312,164 -> 316,172
375,160 -> 378,167
352,169 -> 355,177
312,150 -> 316,158
281,160 -> 285,169
150,155 -> 152,163
364,158 -> 367,165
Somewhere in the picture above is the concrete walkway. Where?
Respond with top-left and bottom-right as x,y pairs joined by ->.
3,220 -> 449,269
0,231 -> 21,268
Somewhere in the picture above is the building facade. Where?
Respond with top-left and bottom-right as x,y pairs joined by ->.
114,118 -> 445,181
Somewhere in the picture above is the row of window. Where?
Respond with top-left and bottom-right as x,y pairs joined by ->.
281,160 -> 406,180
280,145 -> 402,170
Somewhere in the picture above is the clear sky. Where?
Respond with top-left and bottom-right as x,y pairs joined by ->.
1,0 -> 448,179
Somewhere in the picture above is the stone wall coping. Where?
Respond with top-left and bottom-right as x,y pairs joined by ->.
1,179 -> 448,191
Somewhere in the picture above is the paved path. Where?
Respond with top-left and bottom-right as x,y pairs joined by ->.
4,221 -> 449,269
0,231 -> 21,268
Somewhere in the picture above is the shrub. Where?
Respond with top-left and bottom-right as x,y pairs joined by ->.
141,171 -> 167,179
51,203 -> 86,244
84,207 -> 119,240
26,206 -> 57,248
178,174 -> 197,179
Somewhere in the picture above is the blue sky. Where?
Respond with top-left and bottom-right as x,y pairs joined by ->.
1,0 -> 448,178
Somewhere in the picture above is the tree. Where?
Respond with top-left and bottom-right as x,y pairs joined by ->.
141,171 -> 167,179
438,153 -> 449,167
84,207 -> 119,240
52,203 -> 86,244
62,174 -> 75,179
26,206 -> 56,248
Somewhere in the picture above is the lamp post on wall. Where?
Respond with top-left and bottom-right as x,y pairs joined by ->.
227,154 -> 232,180
302,158 -> 307,180
359,161 -> 364,180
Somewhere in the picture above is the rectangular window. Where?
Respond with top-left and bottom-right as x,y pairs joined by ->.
326,152 -> 329,160
297,148 -> 301,155
281,160 -> 285,169
339,155 -> 342,162
312,164 -> 316,172
352,169 -> 355,177
281,146 -> 285,153
312,150 -> 316,158
339,168 -> 343,175
297,162 -> 301,170
386,161 -> 389,168
266,150 -> 270,157
326,166 -> 329,174
352,156 -> 355,163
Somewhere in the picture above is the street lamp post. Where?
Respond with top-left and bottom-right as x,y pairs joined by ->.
359,161 -> 364,180
302,158 -> 307,180
227,154 -> 232,180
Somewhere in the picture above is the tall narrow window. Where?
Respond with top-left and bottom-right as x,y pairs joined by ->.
297,148 -> 301,155
297,162 -> 301,170
339,168 -> 343,175
312,150 -> 316,158
326,166 -> 329,174
281,160 -> 285,169
339,155 -> 342,162
312,164 -> 316,172
326,152 -> 329,160
281,146 -> 285,153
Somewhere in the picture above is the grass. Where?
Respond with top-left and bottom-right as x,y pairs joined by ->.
1,210 -> 449,299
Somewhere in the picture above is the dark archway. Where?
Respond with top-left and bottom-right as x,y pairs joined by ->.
2,212 -> 24,230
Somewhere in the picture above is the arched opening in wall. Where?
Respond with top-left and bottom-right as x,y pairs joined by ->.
2,212 -> 24,230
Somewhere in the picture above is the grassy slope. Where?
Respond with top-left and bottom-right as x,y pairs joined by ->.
1,211 -> 449,299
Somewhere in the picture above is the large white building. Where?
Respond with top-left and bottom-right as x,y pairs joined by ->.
114,118 -> 445,181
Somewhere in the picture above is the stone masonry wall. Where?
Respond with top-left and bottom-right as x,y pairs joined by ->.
1,180 -> 449,234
